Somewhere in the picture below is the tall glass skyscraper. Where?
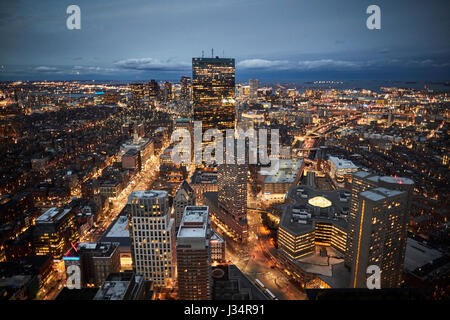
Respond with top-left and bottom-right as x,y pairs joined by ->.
192,57 -> 235,132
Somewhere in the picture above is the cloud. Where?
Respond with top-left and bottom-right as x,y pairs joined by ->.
33,65 -> 121,75
114,58 -> 190,72
297,59 -> 359,70
34,66 -> 61,73
237,59 -> 291,70
238,58 -> 360,71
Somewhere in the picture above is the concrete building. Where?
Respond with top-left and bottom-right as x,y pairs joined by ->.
63,242 -> 121,287
249,79 -> 258,101
217,163 -> 248,243
122,149 -> 141,171
93,271 -> 153,300
190,168 -> 218,205
100,213 -> 132,271
328,156 -> 359,184
278,185 -> 350,261
262,158 -> 305,203
173,181 -> 195,229
33,207 -> 79,259
210,231 -> 226,263
127,191 -> 176,287
176,206 -> 212,300
347,171 -> 414,288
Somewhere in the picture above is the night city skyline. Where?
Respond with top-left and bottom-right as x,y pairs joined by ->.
0,0 -> 449,308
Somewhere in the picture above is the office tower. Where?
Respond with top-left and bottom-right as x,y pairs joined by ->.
249,79 -> 258,101
176,206 -> 212,300
130,83 -> 144,104
192,57 -> 235,132
63,242 -> 121,287
33,207 -> 79,259
93,272 -> 154,300
164,81 -> 173,102
347,171 -> 414,288
147,79 -> 160,99
127,191 -> 176,287
180,76 -> 191,100
217,162 -> 248,242
173,181 -> 195,229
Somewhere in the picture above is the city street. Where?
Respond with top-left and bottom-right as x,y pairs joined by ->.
226,209 -> 306,300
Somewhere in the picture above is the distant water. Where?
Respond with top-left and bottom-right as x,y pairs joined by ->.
269,80 -> 450,93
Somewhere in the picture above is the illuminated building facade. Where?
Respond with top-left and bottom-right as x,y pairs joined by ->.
63,242 -> 121,287
217,162 -> 248,242
176,206 -> 212,300
192,57 -> 235,131
130,83 -> 144,104
262,159 -> 304,203
164,81 -> 173,101
190,168 -> 218,205
249,79 -> 258,101
147,80 -> 160,99
278,185 -> 349,261
180,76 -> 191,100
210,230 -> 226,263
127,191 -> 176,287
173,181 -> 196,229
33,207 -> 79,259
328,156 -> 359,184
347,171 -> 414,288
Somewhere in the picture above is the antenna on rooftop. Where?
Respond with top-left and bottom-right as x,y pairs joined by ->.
211,48 -> 214,58
202,50 -> 204,58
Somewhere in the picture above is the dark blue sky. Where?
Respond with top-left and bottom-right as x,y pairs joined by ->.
0,0 -> 449,81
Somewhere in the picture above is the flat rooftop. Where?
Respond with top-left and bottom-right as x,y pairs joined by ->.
280,185 -> 349,235
128,190 -> 167,201
191,169 -> 217,184
328,156 -> 358,170
263,158 -> 303,184
177,206 -> 209,239
36,207 -> 71,223
404,237 -> 443,272
360,187 -> 404,202
100,214 -> 130,249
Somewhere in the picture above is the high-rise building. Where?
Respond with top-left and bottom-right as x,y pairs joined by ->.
164,81 -> 173,102
127,191 -> 176,287
192,57 -> 235,132
173,181 -> 196,229
217,162 -> 248,242
180,76 -> 191,100
33,207 -> 79,259
176,206 -> 212,300
147,80 -> 160,99
249,79 -> 258,101
130,83 -> 144,104
347,171 -> 414,288
63,242 -> 121,287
